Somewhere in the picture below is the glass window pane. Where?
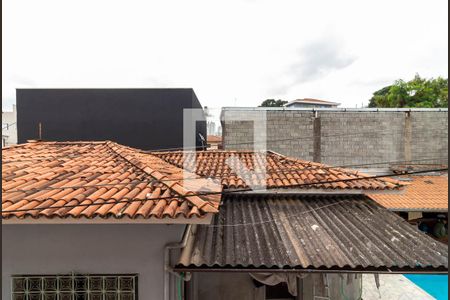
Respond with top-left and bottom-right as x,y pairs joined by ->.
105,292 -> 118,300
119,277 -> 134,291
105,277 -> 118,291
74,277 -> 87,291
12,294 -> 26,300
44,277 -> 57,291
89,277 -> 103,291
60,277 -> 73,291
12,277 -> 27,292
89,292 -> 103,300
43,293 -> 57,300
28,293 -> 42,300
120,293 -> 134,300
60,293 -> 74,300
28,277 -> 42,291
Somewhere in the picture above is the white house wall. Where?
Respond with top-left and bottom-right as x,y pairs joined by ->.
2,224 -> 185,299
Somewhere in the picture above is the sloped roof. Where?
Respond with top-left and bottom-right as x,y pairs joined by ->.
207,135 -> 222,143
370,175 -> 448,212
3,141 -> 407,223
153,151 -> 405,191
285,98 -> 340,106
2,141 -> 220,222
177,195 -> 448,273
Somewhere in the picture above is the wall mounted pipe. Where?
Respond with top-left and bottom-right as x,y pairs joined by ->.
164,224 -> 195,300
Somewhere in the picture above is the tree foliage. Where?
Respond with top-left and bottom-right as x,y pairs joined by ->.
259,99 -> 288,107
368,75 -> 448,108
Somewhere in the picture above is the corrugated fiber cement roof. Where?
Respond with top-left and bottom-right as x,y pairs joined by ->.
177,195 -> 448,273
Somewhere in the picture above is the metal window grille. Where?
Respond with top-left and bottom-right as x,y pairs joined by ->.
11,274 -> 138,300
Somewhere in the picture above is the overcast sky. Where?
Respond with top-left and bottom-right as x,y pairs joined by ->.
2,0 -> 448,112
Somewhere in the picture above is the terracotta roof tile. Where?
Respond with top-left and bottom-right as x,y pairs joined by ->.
207,135 -> 222,143
152,151 -> 405,191
370,175 -> 448,211
2,141 -> 220,221
3,141 -> 407,222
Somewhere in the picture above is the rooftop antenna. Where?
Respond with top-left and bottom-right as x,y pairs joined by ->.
198,133 -> 206,150
38,122 -> 42,140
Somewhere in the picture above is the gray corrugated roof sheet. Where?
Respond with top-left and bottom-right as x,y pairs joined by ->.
177,195 -> 448,273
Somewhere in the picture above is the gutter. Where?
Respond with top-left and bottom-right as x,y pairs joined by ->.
164,224 -> 196,300
172,267 -> 448,275
237,188 -> 405,196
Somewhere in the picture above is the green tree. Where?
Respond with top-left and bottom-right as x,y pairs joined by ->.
259,99 -> 288,107
368,74 -> 448,108
368,86 -> 392,108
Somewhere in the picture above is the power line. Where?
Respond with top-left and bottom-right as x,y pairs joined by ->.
2,127 -> 446,162
157,157 -> 448,180
2,156 -> 447,194
2,168 -> 447,214
147,128 -> 448,152
2,157 -> 448,194
204,199 -> 351,228
2,122 -> 17,130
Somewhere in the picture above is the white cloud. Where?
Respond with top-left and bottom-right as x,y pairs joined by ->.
2,0 -> 448,111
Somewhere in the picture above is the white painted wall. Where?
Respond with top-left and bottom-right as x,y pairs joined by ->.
2,104 -> 17,146
2,224 -> 185,299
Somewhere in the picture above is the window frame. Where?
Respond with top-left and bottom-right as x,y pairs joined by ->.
11,273 -> 138,300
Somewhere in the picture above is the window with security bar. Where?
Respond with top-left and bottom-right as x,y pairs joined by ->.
11,274 -> 138,300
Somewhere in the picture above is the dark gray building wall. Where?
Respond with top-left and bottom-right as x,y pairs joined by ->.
2,224 -> 185,300
221,108 -> 448,167
16,89 -> 206,150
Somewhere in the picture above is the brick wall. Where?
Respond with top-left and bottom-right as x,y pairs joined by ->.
221,109 -> 448,167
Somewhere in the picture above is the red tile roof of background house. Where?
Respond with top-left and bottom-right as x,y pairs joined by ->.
370,175 -> 448,212
152,151 -> 405,190
207,135 -> 222,143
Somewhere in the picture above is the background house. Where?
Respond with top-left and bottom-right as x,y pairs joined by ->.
207,135 -> 222,150
16,88 -> 207,151
284,98 -> 340,108
371,172 -> 448,242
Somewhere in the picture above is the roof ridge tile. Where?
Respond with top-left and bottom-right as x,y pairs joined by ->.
104,141 -> 219,214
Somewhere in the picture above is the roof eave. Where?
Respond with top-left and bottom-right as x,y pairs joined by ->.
236,188 -> 405,195
1,213 -> 215,225
173,266 -> 448,274
386,208 -> 449,213
286,101 -> 341,106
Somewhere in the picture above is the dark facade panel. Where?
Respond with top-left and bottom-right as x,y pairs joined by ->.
17,88 -> 206,150
177,195 -> 448,272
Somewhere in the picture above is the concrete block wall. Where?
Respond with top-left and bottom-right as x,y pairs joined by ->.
319,112 -> 406,166
410,111 -> 448,165
266,111 -> 314,160
221,108 -> 448,167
